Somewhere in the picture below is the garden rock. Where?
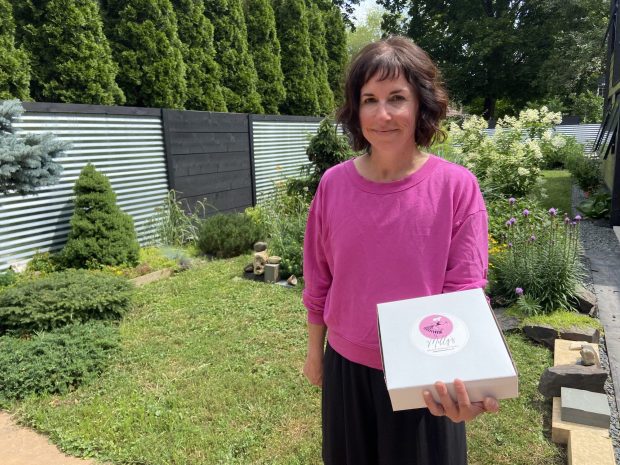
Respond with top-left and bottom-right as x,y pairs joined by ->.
254,242 -> 267,252
560,326 -> 600,344
575,284 -> 596,315
569,342 -> 585,350
254,251 -> 268,275
267,256 -> 282,265
580,345 -> 600,366
538,364 -> 607,397
523,324 -> 559,349
287,275 -> 298,286
244,263 -> 254,273
264,264 -> 280,283
492,307 -> 521,332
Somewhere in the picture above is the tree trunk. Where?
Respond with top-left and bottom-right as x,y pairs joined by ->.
482,96 -> 496,121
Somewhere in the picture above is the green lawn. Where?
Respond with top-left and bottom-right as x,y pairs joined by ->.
10,256 -> 564,464
540,170 -> 572,215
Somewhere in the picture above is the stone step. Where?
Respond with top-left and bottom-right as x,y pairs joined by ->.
568,430 -> 615,465
554,339 -> 599,366
561,387 -> 611,428
552,397 -> 609,444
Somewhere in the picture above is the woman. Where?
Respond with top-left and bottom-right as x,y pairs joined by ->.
302,36 -> 499,464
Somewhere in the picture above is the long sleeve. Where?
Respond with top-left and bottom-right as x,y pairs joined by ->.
442,209 -> 489,293
302,184 -> 332,325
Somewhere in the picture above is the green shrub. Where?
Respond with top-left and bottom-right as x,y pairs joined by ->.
491,202 -> 584,314
486,197 -> 546,243
150,190 -> 210,247
567,154 -> 601,194
0,270 -> 132,334
26,251 -> 61,273
197,213 -> 262,258
62,164 -> 140,269
539,134 -> 584,170
576,190 -> 611,219
0,270 -> 17,288
0,321 -> 120,405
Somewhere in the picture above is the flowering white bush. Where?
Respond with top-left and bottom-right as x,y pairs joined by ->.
449,107 -> 564,197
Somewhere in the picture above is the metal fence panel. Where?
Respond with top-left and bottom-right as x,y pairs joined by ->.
251,119 -> 321,201
0,110 -> 168,271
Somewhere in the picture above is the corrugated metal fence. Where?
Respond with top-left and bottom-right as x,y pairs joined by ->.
1,104 -> 169,270
251,115 -> 321,201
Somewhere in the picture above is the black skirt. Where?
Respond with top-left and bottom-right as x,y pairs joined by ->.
322,343 -> 467,465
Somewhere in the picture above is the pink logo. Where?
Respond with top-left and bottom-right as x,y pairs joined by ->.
419,314 -> 453,339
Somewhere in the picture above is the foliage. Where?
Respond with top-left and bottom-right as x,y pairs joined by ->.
197,212 -> 263,258
450,110 -> 553,197
380,0 -> 606,120
275,0 -> 320,115
0,270 -> 132,334
254,186 -> 310,278
322,3 -> 349,106
569,91 -> 603,123
244,0 -> 286,114
521,309 -> 602,332
26,251 -> 62,274
0,270 -> 17,288
204,0 -> 263,113
99,246 -> 181,278
347,8 -> 383,57
0,321 -> 120,405
566,153 -> 601,194
491,201 -> 584,314
172,0 -> 227,112
13,0 -> 125,105
0,0 -> 30,100
486,197 -> 545,243
102,0 -> 187,108
62,164 -> 140,269
0,99 -> 66,195
576,190 -> 611,219
150,190 -> 210,247
12,258 -> 565,465
308,3 -> 335,116
539,133 -> 584,170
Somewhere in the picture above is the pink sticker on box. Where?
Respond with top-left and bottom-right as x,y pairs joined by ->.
412,313 -> 469,357
419,315 -> 453,339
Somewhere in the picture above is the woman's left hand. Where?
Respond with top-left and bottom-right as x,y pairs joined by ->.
423,379 -> 499,423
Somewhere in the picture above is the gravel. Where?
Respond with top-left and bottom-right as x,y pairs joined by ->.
572,185 -> 620,465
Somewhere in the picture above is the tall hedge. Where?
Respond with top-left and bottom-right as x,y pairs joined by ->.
0,0 -> 30,100
204,0 -> 263,113
102,0 -> 187,109
244,0 -> 285,114
322,4 -> 348,105
172,0 -> 227,111
275,0 -> 319,115
62,164 -> 139,269
308,2 -> 334,116
13,0 -> 124,105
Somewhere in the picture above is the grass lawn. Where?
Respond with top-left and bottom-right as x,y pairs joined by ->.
10,256 -> 565,464
540,170 -> 572,215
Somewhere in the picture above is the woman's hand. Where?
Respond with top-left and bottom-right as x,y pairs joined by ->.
303,351 -> 324,387
423,379 -> 499,423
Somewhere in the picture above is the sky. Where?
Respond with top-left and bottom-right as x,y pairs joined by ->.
352,0 -> 381,25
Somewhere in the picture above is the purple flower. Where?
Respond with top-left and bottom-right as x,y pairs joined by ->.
522,209 -> 530,217
574,215 -> 582,222
505,220 -> 512,228
571,221 -> 577,226
509,217 -> 517,225
564,217 -> 570,224
529,235 -> 536,242
548,208 -> 557,216
508,242 -> 513,248
509,197 -> 516,205
515,287 -> 524,296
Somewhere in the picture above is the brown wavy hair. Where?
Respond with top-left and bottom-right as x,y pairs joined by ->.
337,36 -> 448,152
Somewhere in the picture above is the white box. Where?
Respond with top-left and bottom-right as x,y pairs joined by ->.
377,288 -> 518,411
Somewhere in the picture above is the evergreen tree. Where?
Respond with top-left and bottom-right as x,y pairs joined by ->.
0,0 -> 30,100
13,0 -> 124,105
244,0 -> 285,114
0,100 -> 66,195
102,0 -> 187,109
204,0 -> 263,113
322,4 -> 348,106
172,0 -> 227,111
62,164 -> 140,269
308,2 -> 335,115
275,0 -> 319,115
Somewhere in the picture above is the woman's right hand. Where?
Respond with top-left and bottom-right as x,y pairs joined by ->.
303,351 -> 324,387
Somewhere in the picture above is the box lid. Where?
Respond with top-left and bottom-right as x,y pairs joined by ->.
378,288 -> 517,390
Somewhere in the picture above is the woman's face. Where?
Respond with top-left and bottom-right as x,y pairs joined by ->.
358,72 -> 418,153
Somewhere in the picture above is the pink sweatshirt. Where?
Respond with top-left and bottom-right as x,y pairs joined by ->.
302,155 -> 488,370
